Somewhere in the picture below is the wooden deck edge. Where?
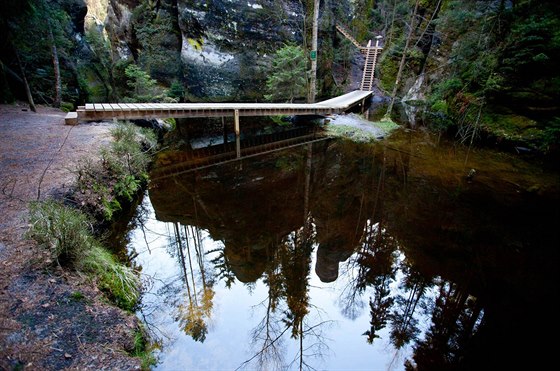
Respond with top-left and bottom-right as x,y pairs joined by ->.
64,111 -> 78,125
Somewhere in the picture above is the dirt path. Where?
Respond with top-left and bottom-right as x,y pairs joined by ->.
0,103 -> 142,370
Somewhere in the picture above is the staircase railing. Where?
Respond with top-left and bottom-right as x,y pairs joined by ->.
335,23 -> 364,51
335,24 -> 383,92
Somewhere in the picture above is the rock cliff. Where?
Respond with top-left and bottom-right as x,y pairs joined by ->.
87,0 -> 305,101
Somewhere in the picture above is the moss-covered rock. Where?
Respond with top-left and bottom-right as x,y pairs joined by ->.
481,112 -> 541,145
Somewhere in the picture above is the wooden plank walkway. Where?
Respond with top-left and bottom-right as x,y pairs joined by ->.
67,90 -> 373,125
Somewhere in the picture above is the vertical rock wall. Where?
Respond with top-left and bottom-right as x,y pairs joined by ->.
176,0 -> 304,101
85,0 -> 305,101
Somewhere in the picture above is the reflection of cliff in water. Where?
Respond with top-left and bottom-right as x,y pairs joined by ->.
147,129 -> 559,369
149,137 -> 375,283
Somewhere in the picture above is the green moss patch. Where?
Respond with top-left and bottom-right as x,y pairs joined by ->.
324,114 -> 400,142
481,113 -> 541,143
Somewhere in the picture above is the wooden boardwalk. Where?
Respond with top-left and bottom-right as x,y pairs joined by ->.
66,90 -> 372,125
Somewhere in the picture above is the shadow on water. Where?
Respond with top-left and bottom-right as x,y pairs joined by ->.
119,119 -> 559,370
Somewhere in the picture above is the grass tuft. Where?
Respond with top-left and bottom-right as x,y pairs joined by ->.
26,200 -> 140,311
130,324 -> 158,370
26,200 -> 93,266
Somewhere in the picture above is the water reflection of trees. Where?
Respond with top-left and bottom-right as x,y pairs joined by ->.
145,132 -> 558,370
406,281 -> 484,370
334,137 -> 489,369
341,218 -> 487,370
171,222 -> 215,342
354,221 -> 399,344
240,218 -> 332,369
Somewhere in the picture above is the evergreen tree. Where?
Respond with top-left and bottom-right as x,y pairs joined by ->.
124,64 -> 161,102
265,44 -> 307,103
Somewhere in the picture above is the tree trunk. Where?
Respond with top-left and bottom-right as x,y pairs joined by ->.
385,0 -> 420,119
47,20 -> 62,108
0,60 -> 23,84
308,0 -> 320,103
387,0 -> 398,46
13,46 -> 36,112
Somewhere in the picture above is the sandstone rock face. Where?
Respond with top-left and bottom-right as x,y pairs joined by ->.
176,0 -> 304,101
91,0 -> 304,101
105,0 -> 139,60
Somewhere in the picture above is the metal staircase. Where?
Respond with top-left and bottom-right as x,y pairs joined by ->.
336,24 -> 383,92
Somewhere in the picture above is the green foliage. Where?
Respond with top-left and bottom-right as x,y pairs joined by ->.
115,175 -> 142,202
110,123 -> 157,173
349,0 -> 379,42
541,117 -> 560,152
130,325 -> 158,370
438,2 -> 502,96
497,2 -> 560,106
101,197 -> 122,221
379,52 -> 399,92
264,44 -> 307,102
70,291 -> 85,301
168,80 -> 185,101
124,64 -> 163,103
81,245 -> 140,311
26,200 -> 140,311
163,117 -> 177,131
425,78 -> 463,130
60,101 -> 74,112
420,0 -> 560,149
82,28 -> 118,102
26,122 -> 157,312
480,113 -> 538,142
75,122 -> 156,221
431,99 -> 448,114
3,0 -> 78,105
270,115 -> 291,126
26,200 -> 93,265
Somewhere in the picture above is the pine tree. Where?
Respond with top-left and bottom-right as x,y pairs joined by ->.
265,44 -> 307,103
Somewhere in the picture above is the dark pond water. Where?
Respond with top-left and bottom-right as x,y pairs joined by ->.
121,119 -> 559,370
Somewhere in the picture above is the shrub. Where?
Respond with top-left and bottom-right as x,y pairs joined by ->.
74,122 -> 156,221
60,102 -> 74,112
130,324 -> 158,370
124,64 -> 166,102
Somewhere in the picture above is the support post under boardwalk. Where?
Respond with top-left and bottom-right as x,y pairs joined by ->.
234,109 -> 240,136
236,135 -> 241,159
234,109 -> 240,158
222,117 -> 227,144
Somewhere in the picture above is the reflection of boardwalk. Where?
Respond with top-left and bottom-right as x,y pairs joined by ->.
67,90 -> 373,125
150,127 -> 329,180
